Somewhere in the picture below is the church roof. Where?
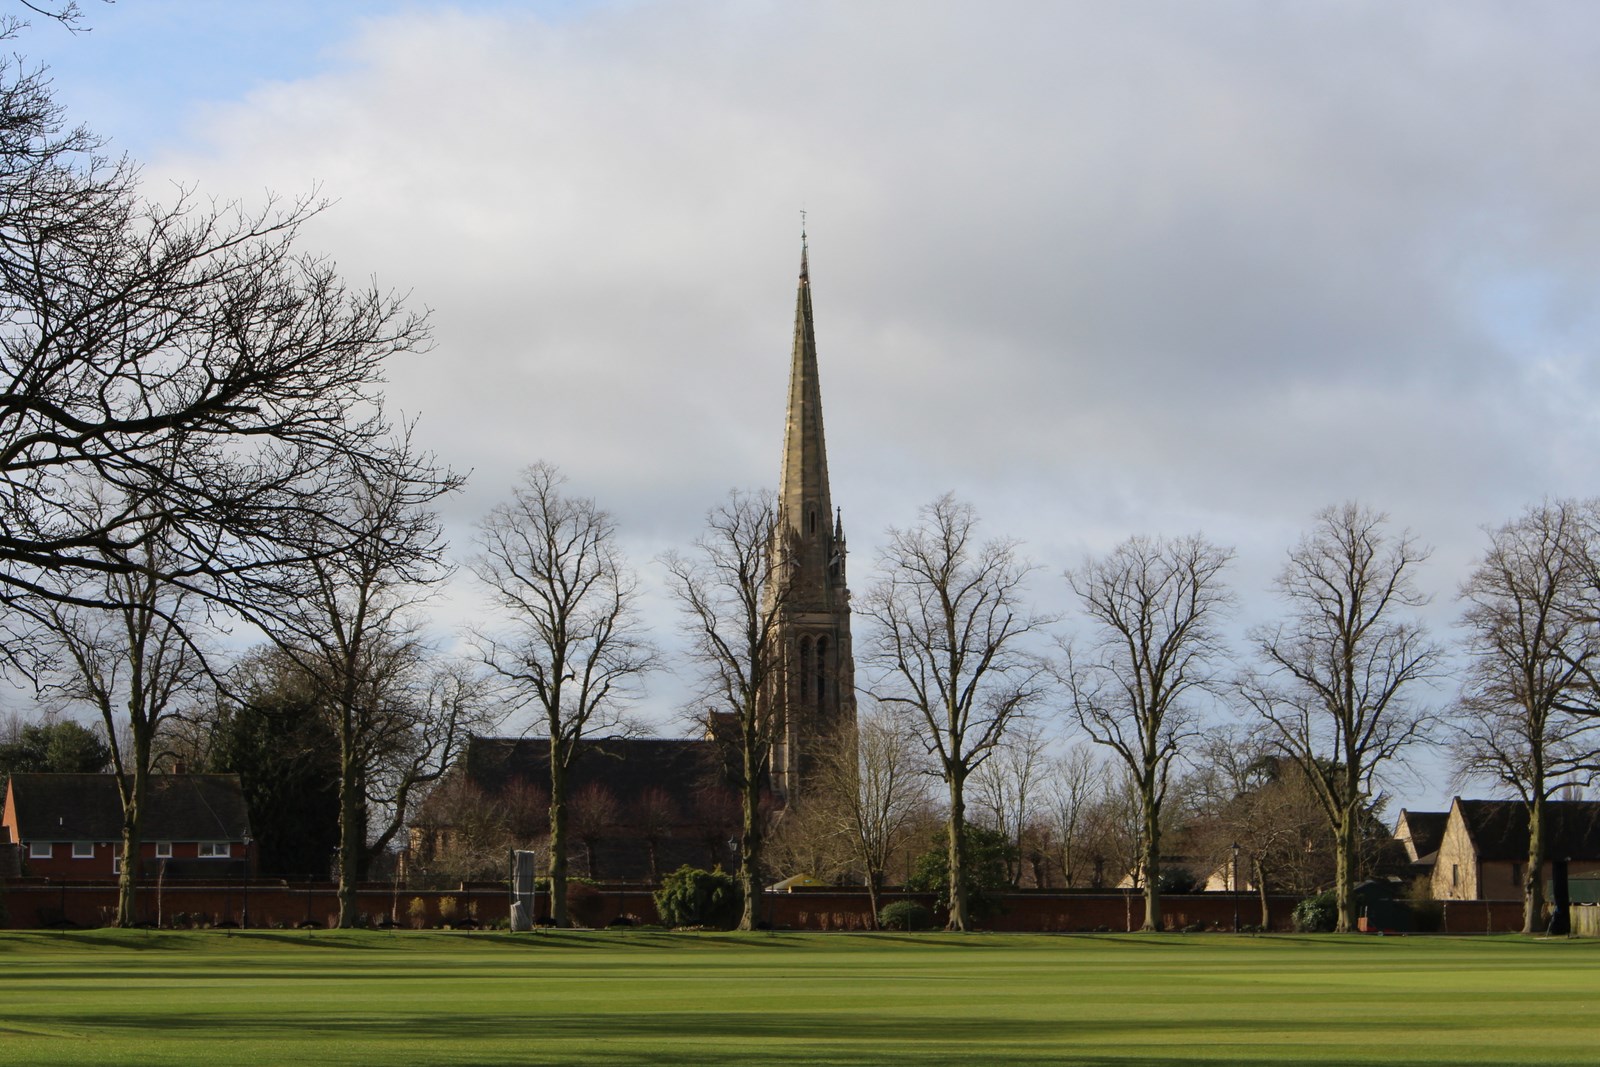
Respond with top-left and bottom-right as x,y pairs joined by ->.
422,735 -> 733,826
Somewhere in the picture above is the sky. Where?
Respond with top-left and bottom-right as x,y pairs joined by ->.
15,0 -> 1600,814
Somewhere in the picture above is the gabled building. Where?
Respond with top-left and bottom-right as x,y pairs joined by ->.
3,773 -> 253,880
1393,808 -> 1447,877
1432,797 -> 1600,902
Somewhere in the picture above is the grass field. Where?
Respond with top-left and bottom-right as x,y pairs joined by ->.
0,930 -> 1596,1066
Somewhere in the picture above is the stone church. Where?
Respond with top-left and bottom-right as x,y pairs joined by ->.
409,239 -> 856,883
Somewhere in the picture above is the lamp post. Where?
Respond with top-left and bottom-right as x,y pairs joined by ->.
1231,842 -> 1240,933
242,835 -> 253,929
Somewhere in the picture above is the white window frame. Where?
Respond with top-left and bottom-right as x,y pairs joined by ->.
72,841 -> 94,859
28,841 -> 51,860
197,842 -> 231,859
155,841 -> 172,859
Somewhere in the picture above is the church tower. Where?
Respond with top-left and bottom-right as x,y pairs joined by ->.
770,235 -> 857,804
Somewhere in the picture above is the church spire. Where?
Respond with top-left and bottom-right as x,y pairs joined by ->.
779,232 -> 832,541
767,229 -> 856,807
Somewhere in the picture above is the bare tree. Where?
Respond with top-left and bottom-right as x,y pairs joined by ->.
22,518 -> 210,925
469,462 -> 655,926
1241,503 -> 1442,932
1452,500 -> 1600,933
863,494 -> 1051,931
1078,764 -> 1145,891
662,489 -> 792,930
569,781 -> 620,881
1185,729 -> 1336,926
811,705 -> 931,922
0,51 -> 435,635
633,786 -> 679,883
1062,533 -> 1233,930
1039,744 -> 1101,887
970,720 -> 1050,887
242,461 -> 474,927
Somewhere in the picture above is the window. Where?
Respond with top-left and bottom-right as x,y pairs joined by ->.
72,841 -> 94,859
28,841 -> 51,860
1451,864 -> 1459,889
112,844 -> 122,875
815,636 -> 828,709
198,842 -> 231,858
798,637 -> 812,705
155,841 -> 172,859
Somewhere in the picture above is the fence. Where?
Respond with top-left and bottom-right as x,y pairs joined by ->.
0,878 -> 1546,933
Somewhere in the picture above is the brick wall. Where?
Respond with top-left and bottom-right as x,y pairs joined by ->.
0,880 -> 1537,933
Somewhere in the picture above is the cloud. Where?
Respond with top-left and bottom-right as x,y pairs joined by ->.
49,0 -> 1600,804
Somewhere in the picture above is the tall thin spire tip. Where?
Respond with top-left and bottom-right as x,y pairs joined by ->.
799,212 -> 809,281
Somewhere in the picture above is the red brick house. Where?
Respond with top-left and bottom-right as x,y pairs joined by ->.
3,773 -> 253,879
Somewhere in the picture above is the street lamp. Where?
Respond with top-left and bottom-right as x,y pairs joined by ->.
242,835 -> 253,929
1231,842 -> 1240,933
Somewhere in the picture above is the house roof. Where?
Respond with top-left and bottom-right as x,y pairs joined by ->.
1453,798 -> 1600,863
7,773 -> 251,842
415,735 -> 734,828
1396,809 -> 1448,863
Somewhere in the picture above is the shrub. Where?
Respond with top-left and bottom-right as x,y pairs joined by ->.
407,897 -> 427,929
437,896 -> 459,926
878,901 -> 933,931
1293,890 -> 1338,933
653,866 -> 740,929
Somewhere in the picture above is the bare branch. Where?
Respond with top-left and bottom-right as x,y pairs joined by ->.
861,493 -> 1052,930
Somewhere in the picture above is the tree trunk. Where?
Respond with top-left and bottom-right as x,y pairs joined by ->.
114,732 -> 151,927
1524,794 -> 1545,936
1334,806 -> 1356,933
946,774 -> 969,932
866,871 -> 882,931
1255,858 -> 1270,930
549,755 -> 569,928
738,737 -> 763,931
336,745 -> 363,929
1141,788 -> 1162,932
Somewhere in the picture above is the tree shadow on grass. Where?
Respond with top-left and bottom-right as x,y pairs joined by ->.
24,1010 -> 1525,1067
